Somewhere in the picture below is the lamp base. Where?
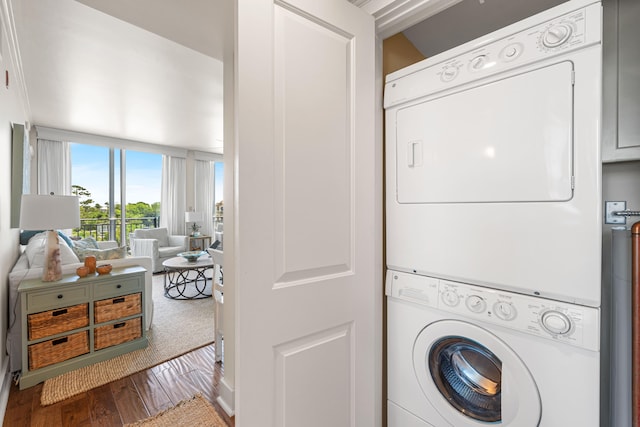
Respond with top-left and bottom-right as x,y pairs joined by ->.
42,230 -> 62,282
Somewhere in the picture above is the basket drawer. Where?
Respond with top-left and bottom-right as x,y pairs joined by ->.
28,303 -> 89,340
94,293 -> 142,324
94,317 -> 142,350
28,331 -> 89,370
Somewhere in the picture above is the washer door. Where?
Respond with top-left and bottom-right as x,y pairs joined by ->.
413,320 -> 541,426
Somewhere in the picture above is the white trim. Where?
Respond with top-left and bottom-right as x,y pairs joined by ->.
216,376 -> 235,416
360,0 -> 464,39
0,0 -> 31,119
0,358 -> 12,423
374,33 -> 385,427
35,126 -> 189,158
191,150 -> 223,162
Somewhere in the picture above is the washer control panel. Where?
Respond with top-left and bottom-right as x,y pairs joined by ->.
384,2 -> 600,109
387,270 -> 599,351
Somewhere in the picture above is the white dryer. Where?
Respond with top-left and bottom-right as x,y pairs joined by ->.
384,0 -> 603,306
387,270 -> 600,426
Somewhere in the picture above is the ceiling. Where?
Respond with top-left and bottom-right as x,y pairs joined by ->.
15,0 -> 230,153
13,0 -> 567,155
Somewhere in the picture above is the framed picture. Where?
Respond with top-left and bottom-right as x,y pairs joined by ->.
11,123 -> 30,228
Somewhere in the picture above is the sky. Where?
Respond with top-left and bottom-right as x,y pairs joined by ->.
71,144 -> 224,206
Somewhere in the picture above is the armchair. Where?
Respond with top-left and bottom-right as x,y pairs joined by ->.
129,227 -> 189,272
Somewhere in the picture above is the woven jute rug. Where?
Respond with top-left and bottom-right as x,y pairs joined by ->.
125,394 -> 227,427
40,274 -> 215,405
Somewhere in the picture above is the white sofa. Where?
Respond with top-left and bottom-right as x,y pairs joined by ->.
7,237 -> 154,373
129,227 -> 189,272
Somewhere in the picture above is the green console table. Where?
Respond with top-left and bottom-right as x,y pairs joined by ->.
18,265 -> 148,389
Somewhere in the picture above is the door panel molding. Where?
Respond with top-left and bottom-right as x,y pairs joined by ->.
274,323 -> 354,426
273,4 -> 355,286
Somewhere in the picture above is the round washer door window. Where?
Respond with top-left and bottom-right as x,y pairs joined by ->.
430,336 -> 502,422
413,320 -> 541,427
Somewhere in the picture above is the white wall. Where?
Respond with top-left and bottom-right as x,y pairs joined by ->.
0,0 -> 30,415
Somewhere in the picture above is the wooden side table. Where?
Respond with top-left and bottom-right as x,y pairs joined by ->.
188,235 -> 211,251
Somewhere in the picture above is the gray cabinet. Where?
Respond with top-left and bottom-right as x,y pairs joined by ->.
18,266 -> 148,389
602,0 -> 640,162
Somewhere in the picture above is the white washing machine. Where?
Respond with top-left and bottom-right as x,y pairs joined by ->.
387,270 -> 600,426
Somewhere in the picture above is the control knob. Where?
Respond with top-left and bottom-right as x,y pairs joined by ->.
540,310 -> 573,335
466,295 -> 487,313
469,55 -> 488,71
440,67 -> 458,82
541,23 -> 573,48
493,301 -> 517,321
441,290 -> 460,307
500,42 -> 523,62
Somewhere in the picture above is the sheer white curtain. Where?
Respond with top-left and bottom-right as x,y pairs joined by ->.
160,156 -> 186,235
37,139 -> 71,196
194,159 -> 215,237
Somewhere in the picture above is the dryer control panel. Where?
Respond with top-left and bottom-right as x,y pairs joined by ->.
384,1 -> 601,109
386,270 -> 600,352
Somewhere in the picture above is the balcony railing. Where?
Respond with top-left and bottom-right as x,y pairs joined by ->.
72,217 -> 159,246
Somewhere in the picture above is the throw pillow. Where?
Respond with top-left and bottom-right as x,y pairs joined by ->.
25,232 -> 80,269
72,246 -> 127,262
20,230 -> 74,247
72,236 -> 99,249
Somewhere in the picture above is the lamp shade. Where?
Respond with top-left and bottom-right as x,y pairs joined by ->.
185,211 -> 204,222
20,194 -> 80,230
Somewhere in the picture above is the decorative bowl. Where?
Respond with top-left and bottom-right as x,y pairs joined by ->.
96,264 -> 113,275
76,266 -> 90,278
178,251 -> 207,263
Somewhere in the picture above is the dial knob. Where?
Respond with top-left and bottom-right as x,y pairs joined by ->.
541,310 -> 572,335
466,295 -> 487,313
441,290 -> 460,307
505,47 -> 517,58
493,301 -> 517,321
441,67 -> 458,82
500,43 -> 523,62
469,55 -> 488,71
542,23 -> 573,48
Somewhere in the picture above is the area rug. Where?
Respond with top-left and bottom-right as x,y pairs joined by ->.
40,274 -> 215,406
125,394 -> 227,427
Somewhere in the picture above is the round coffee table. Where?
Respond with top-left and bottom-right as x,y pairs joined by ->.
162,256 -> 213,299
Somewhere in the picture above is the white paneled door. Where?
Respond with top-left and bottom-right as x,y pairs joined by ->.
235,0 -> 378,426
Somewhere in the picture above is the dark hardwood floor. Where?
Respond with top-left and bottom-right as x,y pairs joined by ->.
3,344 -> 234,426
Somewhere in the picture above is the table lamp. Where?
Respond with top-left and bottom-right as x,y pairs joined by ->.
185,211 -> 204,236
20,194 -> 80,282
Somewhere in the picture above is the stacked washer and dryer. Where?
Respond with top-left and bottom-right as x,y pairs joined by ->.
384,0 -> 603,426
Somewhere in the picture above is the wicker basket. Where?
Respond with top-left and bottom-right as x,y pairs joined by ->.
27,303 -> 89,340
94,317 -> 142,350
28,331 -> 89,370
94,293 -> 142,324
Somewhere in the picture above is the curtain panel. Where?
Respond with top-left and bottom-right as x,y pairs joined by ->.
37,139 -> 71,196
160,156 -> 186,235
194,159 -> 215,238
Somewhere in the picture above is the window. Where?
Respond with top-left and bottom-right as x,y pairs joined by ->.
125,150 -> 162,233
71,143 -> 162,245
214,161 -> 224,226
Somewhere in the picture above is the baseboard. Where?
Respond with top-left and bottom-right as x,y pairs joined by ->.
217,376 -> 235,417
0,358 -> 12,423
